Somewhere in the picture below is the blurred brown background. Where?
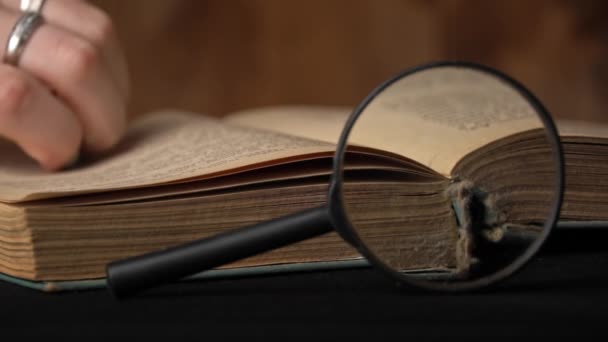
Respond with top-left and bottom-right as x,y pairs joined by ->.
91,0 -> 608,123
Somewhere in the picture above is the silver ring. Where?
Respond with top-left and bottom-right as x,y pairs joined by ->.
20,0 -> 46,13
3,12 -> 44,66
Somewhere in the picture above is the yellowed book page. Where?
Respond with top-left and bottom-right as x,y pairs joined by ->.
226,68 -> 544,176
225,105 -> 353,144
0,110 -> 334,203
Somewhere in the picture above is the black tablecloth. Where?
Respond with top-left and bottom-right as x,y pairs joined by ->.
2,228 -> 608,339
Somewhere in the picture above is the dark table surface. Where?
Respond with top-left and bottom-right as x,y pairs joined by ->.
2,228 -> 608,339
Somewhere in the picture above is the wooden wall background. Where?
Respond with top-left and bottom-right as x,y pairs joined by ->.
91,0 -> 608,123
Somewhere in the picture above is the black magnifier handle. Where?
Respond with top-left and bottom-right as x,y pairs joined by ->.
106,206 -> 333,299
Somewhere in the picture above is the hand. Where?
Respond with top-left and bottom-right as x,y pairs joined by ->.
0,0 -> 129,171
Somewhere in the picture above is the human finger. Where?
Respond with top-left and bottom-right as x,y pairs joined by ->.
0,9 -> 127,152
0,63 -> 82,171
0,0 -> 129,98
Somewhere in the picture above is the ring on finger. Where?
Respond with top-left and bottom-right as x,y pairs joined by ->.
3,12 -> 44,66
20,0 -> 47,14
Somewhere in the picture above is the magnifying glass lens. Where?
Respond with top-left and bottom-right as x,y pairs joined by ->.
338,65 -> 561,289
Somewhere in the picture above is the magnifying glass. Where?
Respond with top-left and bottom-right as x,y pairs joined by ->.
106,61 -> 564,298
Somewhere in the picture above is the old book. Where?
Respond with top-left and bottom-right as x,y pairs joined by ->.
0,101 -> 606,291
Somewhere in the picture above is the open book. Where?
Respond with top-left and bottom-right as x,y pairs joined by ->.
0,100 -> 607,291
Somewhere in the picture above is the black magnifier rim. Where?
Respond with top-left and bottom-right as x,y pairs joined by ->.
328,60 -> 565,292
